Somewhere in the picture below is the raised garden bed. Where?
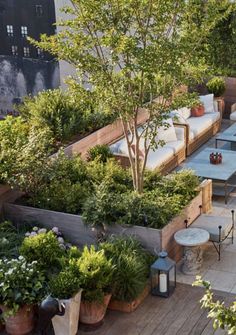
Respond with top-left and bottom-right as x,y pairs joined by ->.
2,180 -> 211,262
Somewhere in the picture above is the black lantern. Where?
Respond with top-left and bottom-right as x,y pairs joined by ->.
151,251 -> 176,298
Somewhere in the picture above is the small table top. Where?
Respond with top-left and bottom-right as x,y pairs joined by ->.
182,148 -> 236,181
216,134 -> 236,142
174,228 -> 209,247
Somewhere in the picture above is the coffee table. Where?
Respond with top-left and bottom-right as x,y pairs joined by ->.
215,123 -> 236,150
174,228 -> 210,275
182,147 -> 236,203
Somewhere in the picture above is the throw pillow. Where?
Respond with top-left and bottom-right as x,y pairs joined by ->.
156,118 -> 177,142
178,107 -> 191,119
199,94 -> 214,113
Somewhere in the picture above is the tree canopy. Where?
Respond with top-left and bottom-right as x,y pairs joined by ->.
31,0 -> 234,192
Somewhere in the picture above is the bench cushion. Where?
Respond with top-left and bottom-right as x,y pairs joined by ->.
187,112 -> 220,139
191,215 -> 233,242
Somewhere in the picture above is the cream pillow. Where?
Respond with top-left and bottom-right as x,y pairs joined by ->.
200,94 -> 214,114
156,118 -> 177,143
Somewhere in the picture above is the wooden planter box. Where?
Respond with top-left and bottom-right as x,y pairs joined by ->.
2,180 -> 212,262
108,283 -> 150,313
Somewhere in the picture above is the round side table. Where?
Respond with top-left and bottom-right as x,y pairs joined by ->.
174,228 -> 210,275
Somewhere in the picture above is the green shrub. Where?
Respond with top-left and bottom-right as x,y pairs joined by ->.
49,268 -> 81,299
20,231 -> 64,272
0,221 -> 25,258
87,145 -> 113,163
87,159 -> 133,193
0,116 -> 29,182
100,237 -> 154,302
206,77 -> 226,97
0,256 -> 45,314
161,170 -> 199,201
18,89 -> 87,143
77,246 -> 114,302
25,153 -> 91,213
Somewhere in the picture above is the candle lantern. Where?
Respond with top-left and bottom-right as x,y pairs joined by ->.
150,251 -> 176,298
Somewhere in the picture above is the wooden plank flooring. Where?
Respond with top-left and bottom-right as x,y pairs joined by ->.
78,284 -> 232,335
0,284 -> 232,335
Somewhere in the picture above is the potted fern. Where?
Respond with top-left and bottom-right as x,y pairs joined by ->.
78,246 -> 114,326
100,236 -> 154,313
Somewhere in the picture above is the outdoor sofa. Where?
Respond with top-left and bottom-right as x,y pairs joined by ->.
109,119 -> 186,173
171,94 -> 222,156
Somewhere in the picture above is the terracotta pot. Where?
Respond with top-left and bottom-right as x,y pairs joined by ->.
79,294 -> 111,325
191,105 -> 205,117
1,305 -> 34,335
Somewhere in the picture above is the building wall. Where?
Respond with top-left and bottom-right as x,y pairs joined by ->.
54,0 -> 76,89
0,56 -> 60,114
0,0 -> 59,114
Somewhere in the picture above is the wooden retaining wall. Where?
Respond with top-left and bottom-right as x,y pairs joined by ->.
63,108 -> 149,159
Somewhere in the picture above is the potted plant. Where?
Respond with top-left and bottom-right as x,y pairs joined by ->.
0,256 -> 45,335
49,256 -> 82,335
100,236 -> 154,312
77,246 -> 114,326
206,77 -> 226,114
188,94 -> 205,117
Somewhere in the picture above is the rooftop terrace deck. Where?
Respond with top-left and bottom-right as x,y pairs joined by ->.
78,284 -> 232,335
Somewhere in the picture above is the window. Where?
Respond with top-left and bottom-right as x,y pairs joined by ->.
37,48 -> 43,58
21,26 -> 28,37
35,5 -> 43,17
6,25 -> 13,37
11,45 -> 18,56
23,47 -> 30,57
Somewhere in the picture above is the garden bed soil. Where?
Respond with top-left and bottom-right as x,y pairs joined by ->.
108,283 -> 150,313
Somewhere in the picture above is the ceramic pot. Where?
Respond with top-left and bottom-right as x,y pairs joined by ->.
191,105 -> 205,117
1,305 -> 34,335
79,294 -> 111,325
52,290 -> 82,335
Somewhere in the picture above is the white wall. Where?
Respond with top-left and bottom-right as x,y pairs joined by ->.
54,0 -> 76,89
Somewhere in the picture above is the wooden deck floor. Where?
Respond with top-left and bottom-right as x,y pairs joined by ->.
78,284 -> 233,335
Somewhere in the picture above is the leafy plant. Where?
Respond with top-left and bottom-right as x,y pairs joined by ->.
206,77 -> 226,97
0,256 -> 45,314
83,170 -> 199,229
49,267 -> 81,299
20,231 -> 64,273
100,237 -> 154,302
194,276 -> 236,334
87,145 -> 113,163
76,246 -> 114,302
0,221 -> 29,258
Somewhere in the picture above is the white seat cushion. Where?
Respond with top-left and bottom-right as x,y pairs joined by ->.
187,112 -> 220,139
230,112 -> 236,121
165,140 -> 185,154
146,146 -> 173,170
191,215 -> 233,242
200,94 -> 214,114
